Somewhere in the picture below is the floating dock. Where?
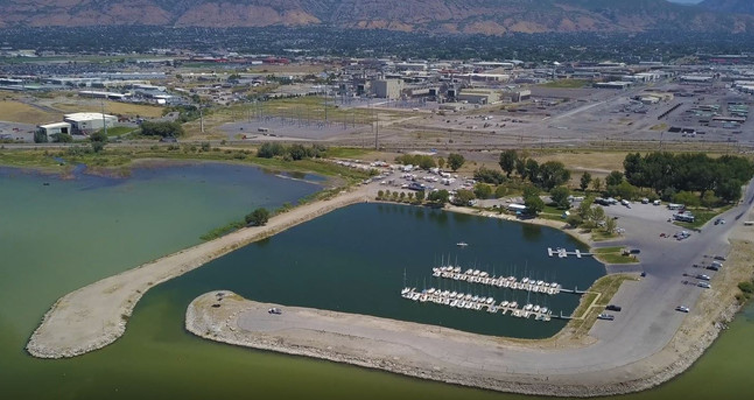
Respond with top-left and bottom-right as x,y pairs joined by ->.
432,266 -> 562,295
400,287 -> 552,321
547,247 -> 593,258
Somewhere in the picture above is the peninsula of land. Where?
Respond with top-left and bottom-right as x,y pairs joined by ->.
26,186 -> 370,358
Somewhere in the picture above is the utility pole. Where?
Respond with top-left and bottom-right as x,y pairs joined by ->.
374,111 -> 379,150
101,100 -> 108,137
200,107 -> 205,134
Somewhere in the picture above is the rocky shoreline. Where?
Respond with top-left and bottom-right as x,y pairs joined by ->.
186,290 -> 743,398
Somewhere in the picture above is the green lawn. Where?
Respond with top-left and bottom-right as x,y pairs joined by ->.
569,274 -> 637,337
592,246 -> 639,264
673,207 -> 731,229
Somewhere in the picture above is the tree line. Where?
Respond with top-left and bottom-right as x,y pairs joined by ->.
257,142 -> 327,160
622,152 -> 753,204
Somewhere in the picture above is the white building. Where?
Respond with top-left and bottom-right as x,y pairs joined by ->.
36,122 -> 72,140
63,113 -> 118,135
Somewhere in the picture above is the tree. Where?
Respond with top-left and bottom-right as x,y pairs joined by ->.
34,130 -> 48,143
550,186 -> 571,209
447,153 -> 465,171
673,191 -> 701,208
399,192 -> 406,202
453,189 -> 476,206
377,190 -> 384,200
524,195 -> 545,216
537,161 -> 570,190
606,170 -> 624,187
414,190 -> 425,204
257,142 -> 285,158
515,157 -> 527,177
716,179 -> 743,203
604,216 -> 618,234
473,183 -> 493,199
524,158 -> 540,183
140,121 -> 184,137
473,167 -> 506,185
495,185 -> 508,198
427,189 -> 450,206
566,214 -> 583,228
592,177 -> 603,193
437,157 -> 445,170
52,133 -> 73,143
613,180 -> 639,200
245,208 -> 270,226
580,172 -> 592,192
90,130 -> 108,153
701,190 -> 719,209
577,197 -> 594,220
91,141 -> 105,153
499,150 -> 517,177
288,144 -> 307,160
417,156 -> 436,170
522,184 -> 540,199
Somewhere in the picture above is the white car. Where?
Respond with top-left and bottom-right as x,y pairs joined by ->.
675,306 -> 690,313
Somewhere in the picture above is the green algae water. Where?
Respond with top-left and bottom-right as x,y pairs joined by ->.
2,166 -> 753,400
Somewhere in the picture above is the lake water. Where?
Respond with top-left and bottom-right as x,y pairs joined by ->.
1,165 -> 752,399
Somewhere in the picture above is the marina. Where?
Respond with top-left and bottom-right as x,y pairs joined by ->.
401,287 -> 552,321
431,266 -> 562,295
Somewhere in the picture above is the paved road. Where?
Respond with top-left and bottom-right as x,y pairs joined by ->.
589,180 -> 754,349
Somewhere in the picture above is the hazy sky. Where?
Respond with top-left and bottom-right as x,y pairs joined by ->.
667,0 -> 703,4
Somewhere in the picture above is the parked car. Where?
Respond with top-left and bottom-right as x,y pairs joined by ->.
675,306 -> 690,313
268,307 -> 282,315
597,313 -> 615,321
605,304 -> 622,312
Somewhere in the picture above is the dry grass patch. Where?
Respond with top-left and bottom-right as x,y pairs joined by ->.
0,101 -> 59,124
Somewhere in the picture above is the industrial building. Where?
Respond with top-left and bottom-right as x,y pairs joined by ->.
456,88 -> 502,105
593,81 -> 632,90
63,113 -> 118,135
36,122 -> 72,140
372,79 -> 404,99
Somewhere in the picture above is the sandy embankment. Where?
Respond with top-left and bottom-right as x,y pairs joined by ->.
26,187 -> 369,359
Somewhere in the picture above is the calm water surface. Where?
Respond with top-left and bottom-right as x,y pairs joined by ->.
1,166 -> 751,400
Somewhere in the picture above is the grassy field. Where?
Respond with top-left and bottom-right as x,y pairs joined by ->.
51,101 -> 164,118
0,101 -> 59,124
593,246 -> 639,264
673,207 -> 730,230
590,230 -> 621,242
538,79 -> 591,89
568,274 -> 637,338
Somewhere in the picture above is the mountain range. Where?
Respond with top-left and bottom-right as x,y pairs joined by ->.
0,0 -> 752,34
700,0 -> 754,15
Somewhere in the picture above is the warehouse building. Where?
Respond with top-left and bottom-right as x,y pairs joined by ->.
36,122 -> 72,141
372,79 -> 404,99
63,113 -> 118,135
456,88 -> 502,105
